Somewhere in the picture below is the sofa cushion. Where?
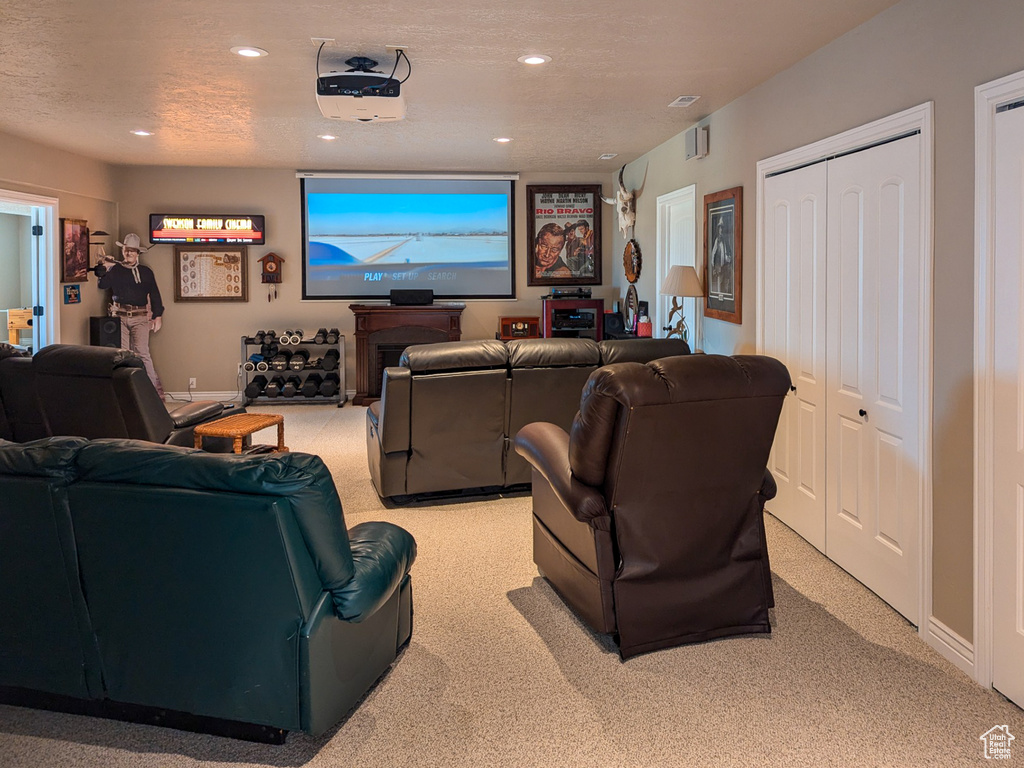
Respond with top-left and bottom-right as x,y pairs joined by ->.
34,344 -> 143,377
507,337 -> 600,368
0,355 -> 49,441
598,338 -> 691,365
401,339 -> 508,373
73,440 -> 357,607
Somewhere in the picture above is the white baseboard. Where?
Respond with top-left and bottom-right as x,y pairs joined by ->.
926,615 -> 975,678
164,390 -> 358,405
164,391 -> 242,403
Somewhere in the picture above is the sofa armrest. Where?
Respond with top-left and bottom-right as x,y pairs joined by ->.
169,400 -> 224,429
333,521 -> 417,622
759,468 -> 777,502
514,421 -> 608,526
377,367 -> 411,453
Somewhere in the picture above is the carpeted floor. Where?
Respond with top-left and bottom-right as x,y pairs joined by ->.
2,403 -> 1022,766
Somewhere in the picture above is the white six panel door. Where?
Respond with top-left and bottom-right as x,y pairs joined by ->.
825,135 -> 922,625
992,101 -> 1024,708
763,164 -> 828,552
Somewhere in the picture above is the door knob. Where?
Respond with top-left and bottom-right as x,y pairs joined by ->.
790,385 -> 797,392
859,409 -> 867,417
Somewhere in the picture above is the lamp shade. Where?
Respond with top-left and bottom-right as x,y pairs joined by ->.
660,265 -> 703,297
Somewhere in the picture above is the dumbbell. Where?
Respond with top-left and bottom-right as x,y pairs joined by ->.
325,328 -> 339,345
289,329 -> 304,345
319,372 -> 340,397
281,376 -> 302,398
313,327 -> 328,344
244,375 -> 268,400
288,348 -> 310,371
264,376 -> 286,398
270,353 -> 291,372
320,348 -> 340,371
301,373 -> 323,398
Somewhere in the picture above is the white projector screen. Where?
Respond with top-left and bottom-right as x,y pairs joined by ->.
301,175 -> 516,299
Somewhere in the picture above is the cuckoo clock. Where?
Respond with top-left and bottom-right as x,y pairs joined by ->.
258,252 -> 284,301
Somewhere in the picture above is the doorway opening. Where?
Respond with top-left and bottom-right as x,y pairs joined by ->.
0,188 -> 59,350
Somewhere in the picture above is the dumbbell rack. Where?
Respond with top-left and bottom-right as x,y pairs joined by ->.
240,330 -> 347,407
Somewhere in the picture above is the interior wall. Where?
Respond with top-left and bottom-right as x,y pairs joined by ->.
615,0 -> 1024,642
0,213 -> 26,310
0,129 -> 120,344
113,167 -> 615,395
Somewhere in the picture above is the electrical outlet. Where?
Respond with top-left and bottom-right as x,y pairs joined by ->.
188,377 -> 197,390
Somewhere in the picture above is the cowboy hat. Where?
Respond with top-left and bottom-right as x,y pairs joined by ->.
115,233 -> 150,252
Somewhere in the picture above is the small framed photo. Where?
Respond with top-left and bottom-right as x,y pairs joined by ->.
63,284 -> 81,304
703,187 -> 742,324
526,185 -> 602,286
173,245 -> 248,302
61,218 -> 89,282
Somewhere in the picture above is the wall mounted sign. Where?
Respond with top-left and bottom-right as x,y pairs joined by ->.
150,214 -> 266,244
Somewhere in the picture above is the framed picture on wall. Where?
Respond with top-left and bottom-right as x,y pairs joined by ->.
703,187 -> 742,324
173,245 -> 248,302
61,218 -> 89,283
526,185 -> 602,286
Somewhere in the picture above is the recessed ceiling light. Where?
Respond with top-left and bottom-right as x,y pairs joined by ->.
318,134 -> 338,141
598,153 -> 618,160
517,54 -> 551,65
130,129 -> 153,136
231,46 -> 268,58
493,137 -> 513,143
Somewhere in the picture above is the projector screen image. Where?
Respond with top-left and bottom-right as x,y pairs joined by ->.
301,176 -> 515,299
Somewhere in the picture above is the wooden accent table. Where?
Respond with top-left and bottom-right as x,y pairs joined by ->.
193,413 -> 288,454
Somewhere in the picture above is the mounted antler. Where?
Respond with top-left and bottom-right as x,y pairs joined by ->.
600,164 -> 638,236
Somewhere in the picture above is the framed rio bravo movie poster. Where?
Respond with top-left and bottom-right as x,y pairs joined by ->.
703,186 -> 742,324
526,185 -> 602,287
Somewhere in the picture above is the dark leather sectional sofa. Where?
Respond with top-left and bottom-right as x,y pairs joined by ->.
0,437 -> 416,741
366,337 -> 691,499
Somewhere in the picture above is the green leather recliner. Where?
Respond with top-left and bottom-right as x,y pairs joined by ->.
0,437 -> 416,741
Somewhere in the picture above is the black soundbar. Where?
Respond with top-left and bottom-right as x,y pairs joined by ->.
390,289 -> 434,306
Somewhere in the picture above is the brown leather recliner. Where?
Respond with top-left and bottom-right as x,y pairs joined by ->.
514,354 -> 790,659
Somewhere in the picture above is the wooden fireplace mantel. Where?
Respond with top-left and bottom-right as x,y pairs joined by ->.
349,303 -> 465,404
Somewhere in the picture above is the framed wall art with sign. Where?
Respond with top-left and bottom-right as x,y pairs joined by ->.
703,186 -> 742,324
526,185 -> 602,286
61,218 -> 89,283
173,245 -> 248,302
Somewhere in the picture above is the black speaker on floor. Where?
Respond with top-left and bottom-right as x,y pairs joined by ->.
90,316 -> 121,347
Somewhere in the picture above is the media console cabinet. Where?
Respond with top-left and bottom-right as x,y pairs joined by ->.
349,303 -> 465,405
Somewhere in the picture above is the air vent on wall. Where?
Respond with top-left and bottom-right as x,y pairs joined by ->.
668,95 -> 700,108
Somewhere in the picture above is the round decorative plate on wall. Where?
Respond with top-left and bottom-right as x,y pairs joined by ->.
623,239 -> 642,283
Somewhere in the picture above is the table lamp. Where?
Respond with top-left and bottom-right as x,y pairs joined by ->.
660,265 -> 704,348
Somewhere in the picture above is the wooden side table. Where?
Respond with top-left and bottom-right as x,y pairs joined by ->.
193,413 -> 288,454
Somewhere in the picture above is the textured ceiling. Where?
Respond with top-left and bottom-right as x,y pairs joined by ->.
0,0 -> 899,173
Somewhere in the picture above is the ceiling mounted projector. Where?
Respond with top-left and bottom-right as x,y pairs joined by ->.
315,56 -> 407,122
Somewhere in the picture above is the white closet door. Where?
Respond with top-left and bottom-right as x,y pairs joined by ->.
992,102 -> 1024,709
763,164 -> 828,551
825,135 -> 922,625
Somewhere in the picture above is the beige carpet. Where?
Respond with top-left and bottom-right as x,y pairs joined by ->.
2,403 -> 1022,767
